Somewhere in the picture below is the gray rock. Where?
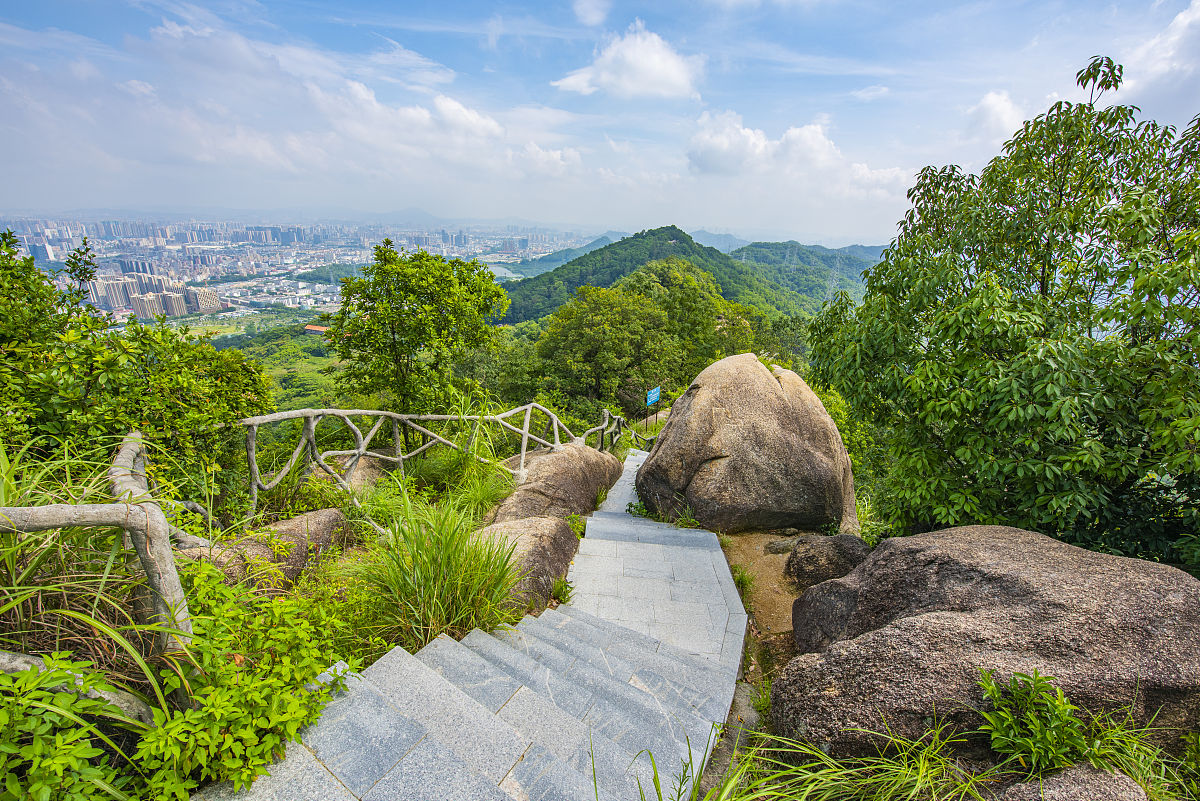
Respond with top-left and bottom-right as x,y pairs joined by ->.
772,525 -> 1200,758
478,516 -> 578,609
764,538 -> 798,555
635,354 -> 858,534
490,443 -> 622,524
998,765 -> 1148,800
784,534 -> 871,592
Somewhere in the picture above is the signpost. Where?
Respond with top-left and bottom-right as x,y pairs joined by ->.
644,386 -> 660,434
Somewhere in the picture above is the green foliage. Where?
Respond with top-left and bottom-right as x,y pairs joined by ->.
502,225 -> 805,324
136,563 -> 347,797
730,564 -> 755,599
325,241 -> 508,416
344,489 -> 521,652
566,514 -> 586,538
809,57 -> 1200,558
0,232 -> 272,468
550,576 -> 574,605
978,669 -> 1088,775
0,654 -> 136,801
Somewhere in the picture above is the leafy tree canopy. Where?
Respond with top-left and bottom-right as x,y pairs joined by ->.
809,57 -> 1200,559
325,241 -> 508,415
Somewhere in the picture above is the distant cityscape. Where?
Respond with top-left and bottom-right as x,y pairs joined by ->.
1,216 -> 594,323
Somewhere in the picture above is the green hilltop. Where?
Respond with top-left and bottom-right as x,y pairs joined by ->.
500,225 -> 879,324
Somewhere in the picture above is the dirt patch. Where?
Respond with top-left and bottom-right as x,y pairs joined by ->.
720,532 -> 802,635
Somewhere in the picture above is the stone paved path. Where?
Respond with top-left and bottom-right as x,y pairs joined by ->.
196,449 -> 746,801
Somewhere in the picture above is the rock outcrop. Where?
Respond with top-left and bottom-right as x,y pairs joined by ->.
180,507 -> 346,588
784,533 -> 871,593
773,525 -> 1200,757
490,443 -> 621,524
635,353 -> 857,534
479,517 -> 577,608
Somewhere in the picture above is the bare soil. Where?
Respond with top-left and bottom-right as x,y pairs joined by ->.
720,532 -> 800,635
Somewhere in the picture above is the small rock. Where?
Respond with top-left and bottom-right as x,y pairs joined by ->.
765,537 -> 799,555
999,764 -> 1148,800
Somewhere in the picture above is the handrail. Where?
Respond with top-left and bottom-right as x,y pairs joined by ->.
0,432 -> 191,655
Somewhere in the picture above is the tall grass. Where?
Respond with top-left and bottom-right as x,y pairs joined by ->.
344,488 -> 522,652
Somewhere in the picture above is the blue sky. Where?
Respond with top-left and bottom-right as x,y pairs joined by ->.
2,1 -> 1198,243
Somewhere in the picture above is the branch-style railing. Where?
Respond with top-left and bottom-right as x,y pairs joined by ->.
0,432 -> 190,656
241,404 -> 656,534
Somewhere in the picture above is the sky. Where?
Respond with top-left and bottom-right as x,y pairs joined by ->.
1,1 -> 1198,244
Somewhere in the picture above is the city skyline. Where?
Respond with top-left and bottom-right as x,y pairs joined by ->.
2,1 -> 1199,245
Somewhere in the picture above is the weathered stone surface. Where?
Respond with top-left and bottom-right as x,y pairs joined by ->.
479,516 -> 579,609
784,534 -> 871,593
333,451 -> 394,492
998,765 -> 1148,801
490,443 -> 621,524
635,353 -> 858,534
772,525 -> 1200,757
180,508 -> 346,588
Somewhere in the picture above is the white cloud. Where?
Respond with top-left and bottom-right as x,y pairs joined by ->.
572,0 -> 611,26
1123,0 -> 1200,123
966,90 -> 1025,143
687,110 -> 907,198
552,20 -> 704,99
509,142 -> 583,177
851,84 -> 889,101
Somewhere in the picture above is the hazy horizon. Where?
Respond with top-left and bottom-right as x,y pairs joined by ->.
3,1 -> 1198,245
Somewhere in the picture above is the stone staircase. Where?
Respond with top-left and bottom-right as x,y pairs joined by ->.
199,450 -> 747,801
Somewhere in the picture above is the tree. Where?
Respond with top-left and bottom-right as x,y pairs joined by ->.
809,57 -> 1200,559
325,241 -> 508,416
535,285 -> 684,418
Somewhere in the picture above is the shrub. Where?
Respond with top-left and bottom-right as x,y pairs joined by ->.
0,654 -> 137,801
978,669 -> 1089,775
135,563 -> 347,798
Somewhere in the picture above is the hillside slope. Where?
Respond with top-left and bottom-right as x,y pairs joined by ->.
500,226 -> 807,323
730,241 -> 875,304
507,232 -> 628,277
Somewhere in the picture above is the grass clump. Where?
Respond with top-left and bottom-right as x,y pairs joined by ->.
344,488 -> 522,652
551,576 -> 575,605
730,564 -> 755,598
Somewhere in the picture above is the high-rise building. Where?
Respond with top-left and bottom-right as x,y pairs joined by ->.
185,286 -> 221,314
29,243 -> 55,261
130,293 -> 164,319
161,292 -> 189,317
105,278 -> 137,309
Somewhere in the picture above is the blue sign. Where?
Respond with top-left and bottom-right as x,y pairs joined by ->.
646,386 -> 660,406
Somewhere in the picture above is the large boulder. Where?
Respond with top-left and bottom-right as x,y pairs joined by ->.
998,765 -> 1148,801
634,354 -> 857,534
784,533 -> 871,593
773,526 -> 1200,757
180,508 -> 346,588
479,516 -> 578,609
490,443 -> 621,524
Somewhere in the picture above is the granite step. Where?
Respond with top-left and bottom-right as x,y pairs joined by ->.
414,634 -> 654,799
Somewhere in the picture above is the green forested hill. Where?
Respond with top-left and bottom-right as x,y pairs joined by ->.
729,241 -> 875,303
501,226 -> 807,323
508,234 -> 622,278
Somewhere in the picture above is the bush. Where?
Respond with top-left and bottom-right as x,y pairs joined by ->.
135,563 -> 347,798
978,669 -> 1089,775
0,654 -> 137,801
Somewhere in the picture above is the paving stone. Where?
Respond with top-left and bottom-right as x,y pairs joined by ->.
495,627 -> 575,672
363,736 -> 510,801
461,629 -> 594,717
195,743 -> 357,800
300,673 -> 426,797
501,743 -> 621,801
362,646 -> 528,784
414,635 -> 521,713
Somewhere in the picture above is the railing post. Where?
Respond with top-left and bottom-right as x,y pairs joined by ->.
518,405 -> 533,478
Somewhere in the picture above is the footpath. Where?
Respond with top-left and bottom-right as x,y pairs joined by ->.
200,449 -> 747,801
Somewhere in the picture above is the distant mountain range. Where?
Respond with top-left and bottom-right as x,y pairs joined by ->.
500,225 -> 884,324
689,230 -> 750,253
506,231 -> 629,278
